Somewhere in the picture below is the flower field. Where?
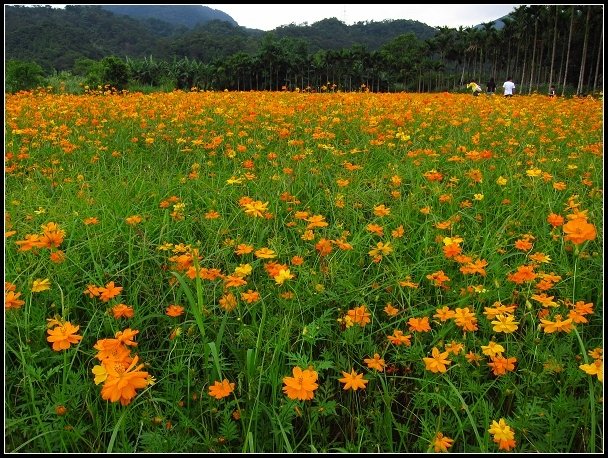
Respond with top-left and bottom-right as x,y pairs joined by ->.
4,89 -> 603,452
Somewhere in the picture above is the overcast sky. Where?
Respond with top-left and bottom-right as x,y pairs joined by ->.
11,4 -> 524,30
204,4 -> 523,30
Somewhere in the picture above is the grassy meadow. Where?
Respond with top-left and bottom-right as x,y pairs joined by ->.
4,88 -> 603,453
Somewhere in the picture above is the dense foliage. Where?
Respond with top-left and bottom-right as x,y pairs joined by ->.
4,5 -> 603,95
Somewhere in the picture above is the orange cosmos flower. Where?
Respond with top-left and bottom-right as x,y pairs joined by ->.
39,223 -> 66,249
46,321 -> 83,351
459,259 -> 488,276
125,215 -> 142,226
111,303 -> 134,319
83,217 -> 99,225
547,213 -> 564,227
488,355 -> 517,376
506,264 -> 537,284
387,329 -> 412,346
98,281 -> 123,302
423,347 -> 452,373
465,351 -> 482,365
427,270 -> 450,287
453,307 -> 478,331
5,290 -> 25,309
208,379 -> 235,400
240,289 -> 260,304
305,214 -> 328,230
433,306 -> 455,322
166,304 -> 185,317
530,293 -> 558,308
364,353 -> 385,372
315,238 -> 333,256
282,366 -> 319,401
539,315 -> 573,333
100,355 -> 150,406
83,284 -> 101,299
346,305 -> 371,327
384,303 -> 400,317
235,243 -> 254,255
339,369 -> 368,391
15,234 -> 45,251
254,247 -> 276,259
290,255 -> 304,266
242,200 -> 269,218
224,274 -> 247,288
408,316 -> 431,332
444,341 -> 464,355
115,328 -> 139,347
562,218 -> 597,245
49,250 -> 66,263
365,223 -> 384,236
373,204 -> 391,217
432,432 -> 454,452
219,293 -> 237,311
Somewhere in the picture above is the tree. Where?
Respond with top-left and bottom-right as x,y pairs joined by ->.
5,60 -> 46,92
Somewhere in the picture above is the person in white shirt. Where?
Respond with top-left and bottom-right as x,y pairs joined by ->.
503,77 -> 515,97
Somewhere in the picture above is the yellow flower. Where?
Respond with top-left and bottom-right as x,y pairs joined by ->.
481,341 -> 504,357
473,193 -> 484,201
491,314 -> 519,333
496,176 -> 508,186
234,263 -> 253,277
274,268 -> 294,285
579,360 -> 603,382
338,369 -> 368,390
92,364 -> 108,385
31,278 -> 51,293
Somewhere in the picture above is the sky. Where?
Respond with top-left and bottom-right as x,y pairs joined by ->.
11,4 -> 524,30
204,4 -> 523,30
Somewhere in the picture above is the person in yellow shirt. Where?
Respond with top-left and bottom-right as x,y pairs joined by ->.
467,81 -> 482,96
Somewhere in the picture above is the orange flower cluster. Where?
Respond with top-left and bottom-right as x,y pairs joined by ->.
92,328 -> 152,406
14,221 -> 66,262
83,281 -> 123,302
5,281 -> 25,310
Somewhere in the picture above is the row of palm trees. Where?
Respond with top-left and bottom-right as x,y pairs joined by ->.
125,5 -> 602,95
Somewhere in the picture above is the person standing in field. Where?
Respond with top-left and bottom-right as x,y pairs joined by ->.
548,85 -> 556,97
503,77 -> 515,97
486,77 -> 496,95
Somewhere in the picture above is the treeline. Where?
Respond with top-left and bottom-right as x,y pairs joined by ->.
5,5 -> 603,95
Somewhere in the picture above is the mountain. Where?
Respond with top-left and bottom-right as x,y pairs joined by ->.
99,5 -> 238,29
5,4 -> 438,71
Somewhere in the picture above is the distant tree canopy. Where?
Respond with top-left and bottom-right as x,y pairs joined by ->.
5,5 -> 603,95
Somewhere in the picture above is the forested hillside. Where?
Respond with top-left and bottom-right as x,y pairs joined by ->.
5,5 -> 603,96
